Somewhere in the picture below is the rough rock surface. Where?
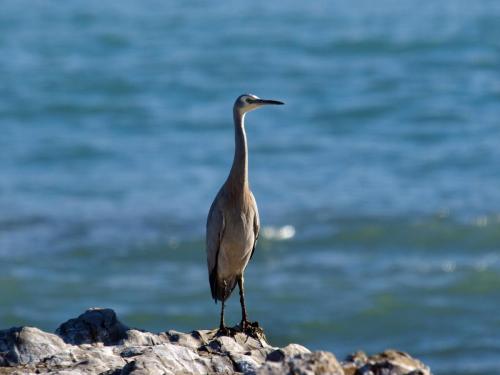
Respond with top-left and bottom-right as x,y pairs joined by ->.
0,308 -> 432,374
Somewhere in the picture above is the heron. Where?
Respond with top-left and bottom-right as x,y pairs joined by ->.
206,94 -> 284,335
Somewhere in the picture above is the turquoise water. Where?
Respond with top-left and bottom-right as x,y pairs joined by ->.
1,1 -> 500,373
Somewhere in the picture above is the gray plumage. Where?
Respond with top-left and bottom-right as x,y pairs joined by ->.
206,94 -> 283,331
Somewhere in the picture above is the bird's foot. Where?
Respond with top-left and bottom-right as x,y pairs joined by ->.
216,325 -> 236,337
239,320 -> 265,339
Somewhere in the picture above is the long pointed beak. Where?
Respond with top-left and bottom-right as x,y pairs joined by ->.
254,99 -> 284,105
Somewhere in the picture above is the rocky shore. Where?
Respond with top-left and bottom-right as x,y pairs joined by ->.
0,308 -> 431,374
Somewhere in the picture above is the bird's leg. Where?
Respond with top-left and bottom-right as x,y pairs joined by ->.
238,275 -> 249,331
217,281 -> 231,336
219,298 -> 226,330
237,276 -> 264,339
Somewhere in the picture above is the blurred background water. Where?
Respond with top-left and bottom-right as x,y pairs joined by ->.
1,1 -> 500,374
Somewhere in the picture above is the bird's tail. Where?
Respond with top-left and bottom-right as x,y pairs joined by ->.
209,271 -> 237,303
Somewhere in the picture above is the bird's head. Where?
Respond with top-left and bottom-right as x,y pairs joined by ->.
234,94 -> 284,115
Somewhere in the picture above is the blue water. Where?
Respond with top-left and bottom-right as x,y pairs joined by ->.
1,1 -> 500,374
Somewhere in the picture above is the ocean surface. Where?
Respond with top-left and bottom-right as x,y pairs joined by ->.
1,1 -> 500,374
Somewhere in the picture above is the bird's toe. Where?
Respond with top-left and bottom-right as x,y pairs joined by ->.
217,326 -> 236,337
240,320 -> 265,339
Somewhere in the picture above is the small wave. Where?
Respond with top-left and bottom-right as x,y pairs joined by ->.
473,215 -> 490,227
441,260 -> 456,273
262,225 -> 296,240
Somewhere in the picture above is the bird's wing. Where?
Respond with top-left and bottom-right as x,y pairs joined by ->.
249,192 -> 260,260
206,197 -> 225,301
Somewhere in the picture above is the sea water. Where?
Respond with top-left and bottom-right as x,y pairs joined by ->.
1,1 -> 500,374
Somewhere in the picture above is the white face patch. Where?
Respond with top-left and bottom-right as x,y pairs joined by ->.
236,94 -> 261,114
242,94 -> 258,104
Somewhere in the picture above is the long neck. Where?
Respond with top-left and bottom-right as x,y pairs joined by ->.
227,109 -> 248,191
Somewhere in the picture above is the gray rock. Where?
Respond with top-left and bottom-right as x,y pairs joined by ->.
165,330 -> 204,350
121,343 -> 229,375
267,343 -> 311,362
258,351 -> 344,375
342,350 -> 431,375
0,326 -> 66,366
0,308 -> 432,375
231,352 -> 261,374
122,329 -> 168,347
56,308 -> 129,346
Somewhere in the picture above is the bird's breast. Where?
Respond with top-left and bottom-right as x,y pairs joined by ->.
218,213 -> 255,279
222,210 -> 254,248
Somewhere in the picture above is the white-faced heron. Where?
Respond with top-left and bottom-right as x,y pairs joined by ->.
206,94 -> 284,334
